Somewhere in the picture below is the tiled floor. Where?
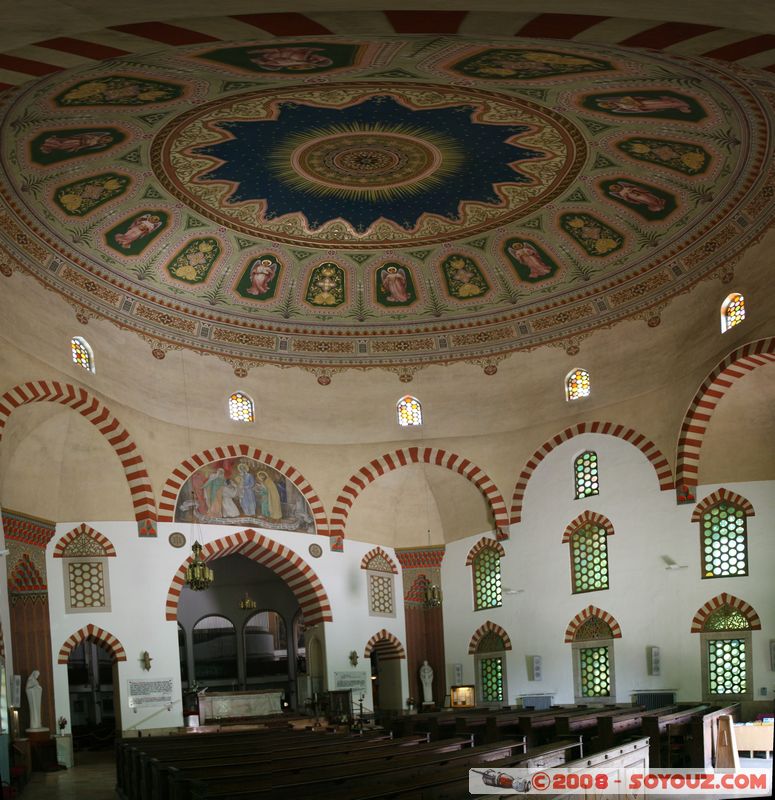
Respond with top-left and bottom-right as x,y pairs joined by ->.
17,750 -> 116,800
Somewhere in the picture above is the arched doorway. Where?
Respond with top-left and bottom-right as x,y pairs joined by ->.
364,630 -> 406,717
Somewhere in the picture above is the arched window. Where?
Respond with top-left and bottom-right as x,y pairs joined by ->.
71,336 -> 94,373
574,451 -> 599,499
244,611 -> 288,680
475,631 -> 508,705
565,368 -> 590,401
720,293 -> 745,333
361,548 -> 397,618
192,615 -> 238,682
472,547 -> 502,611
396,395 -> 422,426
700,604 -> 755,701
228,391 -> 254,422
571,616 -> 615,703
700,501 -> 748,578
569,522 -> 609,593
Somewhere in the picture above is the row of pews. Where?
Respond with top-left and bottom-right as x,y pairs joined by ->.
116,702 -> 738,800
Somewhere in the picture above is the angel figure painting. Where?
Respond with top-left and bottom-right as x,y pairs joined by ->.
174,457 -> 316,534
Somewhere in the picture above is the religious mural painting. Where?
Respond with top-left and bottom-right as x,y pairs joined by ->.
600,179 -> 676,220
198,42 -> 363,75
503,237 -> 560,282
166,238 -> 221,284
305,262 -> 346,307
105,211 -> 169,255
29,127 -> 126,165
235,254 -> 282,301
174,457 -> 316,534
560,214 -> 624,257
53,173 -> 130,217
440,255 -> 489,300
375,263 -> 417,307
449,48 -> 612,80
582,91 -> 706,121
617,138 -> 711,175
55,76 -> 183,107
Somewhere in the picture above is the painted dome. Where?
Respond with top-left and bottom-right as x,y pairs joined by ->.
1,35 -> 773,375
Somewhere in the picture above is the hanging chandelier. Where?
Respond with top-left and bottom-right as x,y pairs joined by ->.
184,541 -> 214,591
239,592 -> 257,610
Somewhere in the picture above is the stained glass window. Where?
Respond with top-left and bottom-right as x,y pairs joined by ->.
566,368 -> 590,400
228,391 -> 254,422
701,502 -> 748,578
574,451 -> 599,498
579,646 -> 611,697
397,395 -> 422,426
721,293 -> 745,333
570,523 -> 609,593
473,547 -> 502,610
71,336 -> 94,373
479,657 -> 504,702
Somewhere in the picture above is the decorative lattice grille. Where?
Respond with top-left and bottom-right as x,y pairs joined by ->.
480,656 -> 504,702
570,523 -> 609,593
368,574 -> 394,616
708,638 -> 747,694
473,548 -> 502,610
397,396 -> 422,426
574,451 -> 599,498
704,605 -> 751,632
575,616 -> 613,642
228,391 -> 254,422
68,562 -> 106,608
722,293 -> 745,332
579,646 -> 611,697
701,503 -> 747,578
566,369 -> 590,400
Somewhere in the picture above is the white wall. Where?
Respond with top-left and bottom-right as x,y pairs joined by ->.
45,524 -> 409,732
442,434 -> 775,707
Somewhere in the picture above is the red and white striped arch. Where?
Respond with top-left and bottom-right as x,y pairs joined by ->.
0,381 -> 157,536
57,624 -> 127,664
360,546 -> 398,573
158,444 -> 328,535
468,621 -> 513,654
691,488 -> 755,522
676,338 -> 775,501
363,629 -> 406,660
165,529 -> 332,625
564,606 -> 623,643
562,511 -> 615,544
53,523 -> 117,558
332,447 -> 510,542
691,593 -> 761,633
465,537 -> 506,566
511,422 -> 674,525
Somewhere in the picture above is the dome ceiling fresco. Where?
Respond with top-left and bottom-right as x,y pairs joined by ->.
0,35 -> 773,378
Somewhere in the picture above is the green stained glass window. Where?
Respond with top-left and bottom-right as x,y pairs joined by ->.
579,646 -> 611,697
708,639 -> 747,694
574,451 -> 599,499
480,656 -> 504,702
473,547 -> 502,610
570,523 -> 609,593
701,502 -> 748,578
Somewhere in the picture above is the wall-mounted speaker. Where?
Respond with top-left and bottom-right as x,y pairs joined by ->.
647,646 -> 661,676
527,655 -> 542,681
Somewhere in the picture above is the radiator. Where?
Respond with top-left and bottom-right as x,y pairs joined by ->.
517,694 -> 554,710
631,690 -> 677,710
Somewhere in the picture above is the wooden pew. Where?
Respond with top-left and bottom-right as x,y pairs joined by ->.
690,703 -> 741,769
641,704 -> 710,767
595,705 -> 678,750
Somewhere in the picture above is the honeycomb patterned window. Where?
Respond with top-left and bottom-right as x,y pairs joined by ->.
574,451 -> 599,499
228,391 -> 254,422
479,656 -> 504,703
701,502 -> 748,578
66,560 -> 108,612
578,646 -> 611,697
472,547 -> 502,611
71,336 -> 94,373
566,368 -> 590,401
721,293 -> 745,333
570,523 -> 609,593
368,573 -> 395,617
397,395 -> 422,426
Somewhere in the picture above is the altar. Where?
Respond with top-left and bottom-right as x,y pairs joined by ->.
198,690 -> 283,723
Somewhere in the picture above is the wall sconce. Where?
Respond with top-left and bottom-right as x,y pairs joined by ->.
425,584 -> 442,608
141,651 -> 153,671
349,651 -> 359,667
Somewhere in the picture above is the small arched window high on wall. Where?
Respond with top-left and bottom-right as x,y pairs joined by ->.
565,368 -> 590,401
396,395 -> 422,426
569,522 -> 609,593
468,540 -> 504,611
720,293 -> 745,333
693,490 -> 753,579
71,336 -> 95,373
228,391 -> 254,422
574,451 -> 599,499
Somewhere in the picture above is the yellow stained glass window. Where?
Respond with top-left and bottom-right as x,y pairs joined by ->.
566,368 -> 590,400
71,337 -> 94,373
228,391 -> 254,423
721,293 -> 745,333
397,395 -> 422,426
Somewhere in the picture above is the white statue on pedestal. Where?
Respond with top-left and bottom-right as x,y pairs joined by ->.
419,660 -> 434,706
26,670 -> 48,732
